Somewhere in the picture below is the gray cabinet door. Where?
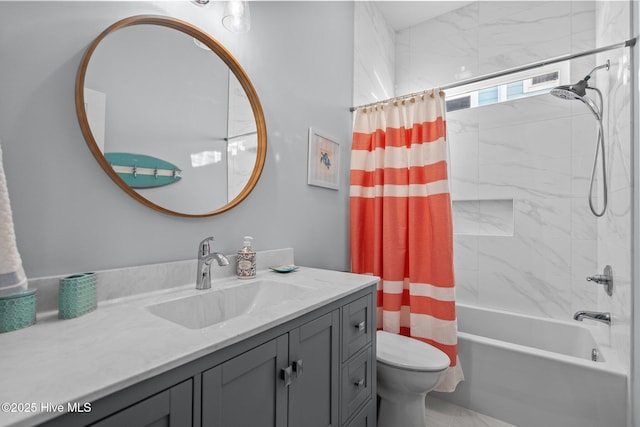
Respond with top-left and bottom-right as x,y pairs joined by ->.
201,335 -> 289,427
90,380 -> 192,427
289,310 -> 340,427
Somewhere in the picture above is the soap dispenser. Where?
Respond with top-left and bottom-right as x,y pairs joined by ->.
237,236 -> 256,279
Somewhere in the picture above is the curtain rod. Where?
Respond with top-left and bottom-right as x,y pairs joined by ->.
350,37 -> 637,113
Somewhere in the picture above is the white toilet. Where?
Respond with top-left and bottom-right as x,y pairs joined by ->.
376,330 -> 450,427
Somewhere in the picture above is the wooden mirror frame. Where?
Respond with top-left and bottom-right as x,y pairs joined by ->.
75,15 -> 267,217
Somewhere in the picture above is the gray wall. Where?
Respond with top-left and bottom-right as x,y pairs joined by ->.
0,1 -> 354,278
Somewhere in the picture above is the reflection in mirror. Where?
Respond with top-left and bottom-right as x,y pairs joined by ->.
76,16 -> 266,217
226,74 -> 258,200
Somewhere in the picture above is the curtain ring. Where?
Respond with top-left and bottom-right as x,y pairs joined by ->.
439,90 -> 446,98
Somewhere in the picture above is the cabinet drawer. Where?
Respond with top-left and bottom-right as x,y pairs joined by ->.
341,346 -> 372,425
342,295 -> 372,362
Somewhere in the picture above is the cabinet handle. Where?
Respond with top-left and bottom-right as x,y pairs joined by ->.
354,378 -> 365,388
354,321 -> 365,332
293,359 -> 303,377
281,365 -> 293,387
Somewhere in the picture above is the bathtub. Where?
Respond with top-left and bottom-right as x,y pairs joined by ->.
432,303 -> 628,427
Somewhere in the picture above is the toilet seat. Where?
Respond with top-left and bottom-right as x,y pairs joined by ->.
377,331 -> 450,372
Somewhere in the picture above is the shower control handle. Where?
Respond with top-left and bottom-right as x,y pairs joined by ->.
586,265 -> 613,296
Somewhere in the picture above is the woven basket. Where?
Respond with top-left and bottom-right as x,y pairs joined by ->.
59,273 -> 97,319
0,289 -> 36,333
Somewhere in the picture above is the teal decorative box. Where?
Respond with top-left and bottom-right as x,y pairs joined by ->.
59,273 -> 97,319
0,289 -> 36,333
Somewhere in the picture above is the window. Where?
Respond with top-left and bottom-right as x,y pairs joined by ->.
444,62 -> 569,112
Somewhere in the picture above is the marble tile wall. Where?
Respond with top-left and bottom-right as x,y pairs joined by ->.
594,1 -> 633,371
353,1 -> 395,106
395,1 -> 598,94
452,199 -> 514,236
396,3 -> 479,96
388,1 -> 632,370
449,92 -> 599,320
395,1 -> 597,318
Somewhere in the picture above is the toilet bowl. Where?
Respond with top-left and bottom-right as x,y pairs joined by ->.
376,330 -> 450,427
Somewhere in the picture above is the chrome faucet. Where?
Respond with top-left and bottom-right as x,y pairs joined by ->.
573,310 -> 611,325
196,237 -> 230,290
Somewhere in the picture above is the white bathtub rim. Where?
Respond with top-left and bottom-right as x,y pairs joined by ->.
456,302 -> 623,342
458,330 -> 626,376
455,302 -> 628,375
457,302 -> 605,330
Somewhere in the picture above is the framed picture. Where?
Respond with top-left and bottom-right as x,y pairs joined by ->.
307,128 -> 340,190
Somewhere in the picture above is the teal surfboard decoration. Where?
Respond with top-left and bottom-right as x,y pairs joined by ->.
104,152 -> 182,189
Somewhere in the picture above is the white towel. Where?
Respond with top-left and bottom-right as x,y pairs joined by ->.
0,143 -> 27,298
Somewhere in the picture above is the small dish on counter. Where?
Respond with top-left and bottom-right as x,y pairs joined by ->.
269,265 -> 299,273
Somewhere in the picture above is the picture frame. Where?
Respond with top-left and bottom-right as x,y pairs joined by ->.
307,127 -> 340,190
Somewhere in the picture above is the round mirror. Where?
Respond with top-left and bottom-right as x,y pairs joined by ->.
75,15 -> 266,217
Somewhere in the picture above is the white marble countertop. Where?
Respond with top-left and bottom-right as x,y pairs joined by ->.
0,266 -> 378,427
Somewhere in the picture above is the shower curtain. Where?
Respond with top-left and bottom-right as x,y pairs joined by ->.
350,90 -> 463,391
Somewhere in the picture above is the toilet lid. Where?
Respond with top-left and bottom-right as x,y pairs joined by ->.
376,331 -> 450,372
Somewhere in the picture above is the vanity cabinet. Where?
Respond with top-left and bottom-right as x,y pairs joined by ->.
288,310 -> 340,427
90,380 -> 192,427
42,286 -> 375,427
202,335 -> 288,427
202,310 -> 340,427
340,295 -> 375,426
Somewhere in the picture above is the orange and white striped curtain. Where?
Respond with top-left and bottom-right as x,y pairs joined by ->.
350,90 -> 463,391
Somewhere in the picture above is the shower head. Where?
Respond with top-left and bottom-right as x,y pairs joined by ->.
550,60 -> 610,101
548,60 -> 610,217
550,80 -> 588,99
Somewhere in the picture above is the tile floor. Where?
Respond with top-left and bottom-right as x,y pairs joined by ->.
425,396 -> 516,427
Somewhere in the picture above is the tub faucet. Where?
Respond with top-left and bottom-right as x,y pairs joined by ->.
573,310 -> 611,325
196,237 -> 230,290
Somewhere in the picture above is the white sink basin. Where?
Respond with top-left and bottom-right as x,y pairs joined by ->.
146,279 -> 309,329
